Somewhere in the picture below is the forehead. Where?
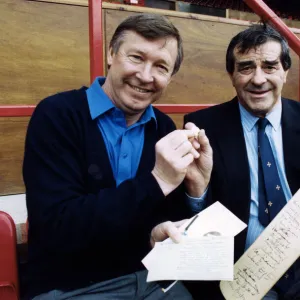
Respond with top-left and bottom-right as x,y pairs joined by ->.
119,31 -> 178,64
233,40 -> 282,63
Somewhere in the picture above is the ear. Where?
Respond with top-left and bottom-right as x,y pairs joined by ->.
283,69 -> 289,83
107,47 -> 114,66
228,72 -> 235,86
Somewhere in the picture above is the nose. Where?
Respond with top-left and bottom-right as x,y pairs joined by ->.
251,67 -> 267,86
136,64 -> 154,83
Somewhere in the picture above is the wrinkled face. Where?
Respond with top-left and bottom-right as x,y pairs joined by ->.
229,40 -> 289,117
102,30 -> 178,124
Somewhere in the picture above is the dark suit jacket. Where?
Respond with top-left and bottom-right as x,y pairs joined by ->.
184,97 -> 300,299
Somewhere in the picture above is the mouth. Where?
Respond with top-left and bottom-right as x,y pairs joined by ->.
247,90 -> 270,97
127,83 -> 153,94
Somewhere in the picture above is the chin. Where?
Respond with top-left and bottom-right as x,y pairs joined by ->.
248,105 -> 271,117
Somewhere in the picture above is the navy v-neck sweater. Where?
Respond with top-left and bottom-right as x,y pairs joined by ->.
23,87 -> 190,297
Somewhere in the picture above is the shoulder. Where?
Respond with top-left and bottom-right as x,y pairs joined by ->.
185,98 -> 238,126
28,87 -> 90,136
282,97 -> 300,111
35,87 -> 88,116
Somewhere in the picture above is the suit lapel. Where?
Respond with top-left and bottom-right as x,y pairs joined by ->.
282,99 -> 300,195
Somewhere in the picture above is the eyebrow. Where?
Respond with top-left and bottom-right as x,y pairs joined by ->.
262,59 -> 280,65
236,61 -> 255,68
236,59 -> 280,68
130,49 -> 170,67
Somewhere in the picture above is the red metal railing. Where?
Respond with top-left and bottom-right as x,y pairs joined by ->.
0,0 -> 299,118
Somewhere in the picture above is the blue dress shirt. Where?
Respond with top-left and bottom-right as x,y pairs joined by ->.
86,77 -> 156,186
86,77 -> 200,209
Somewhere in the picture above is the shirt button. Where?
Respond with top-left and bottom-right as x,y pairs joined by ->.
123,153 -> 128,158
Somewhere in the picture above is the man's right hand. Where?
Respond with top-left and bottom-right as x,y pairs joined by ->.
152,129 -> 200,196
150,219 -> 187,247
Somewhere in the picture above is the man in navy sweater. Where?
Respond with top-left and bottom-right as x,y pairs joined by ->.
23,13 -> 212,299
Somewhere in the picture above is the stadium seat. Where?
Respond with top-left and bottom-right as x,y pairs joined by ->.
0,211 -> 19,299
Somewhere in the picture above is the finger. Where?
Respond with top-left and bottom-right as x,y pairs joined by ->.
184,123 -> 200,139
150,221 -> 182,247
178,152 -> 194,169
182,129 -> 201,140
173,219 -> 189,229
198,129 -> 212,155
191,139 -> 200,149
176,140 -> 200,159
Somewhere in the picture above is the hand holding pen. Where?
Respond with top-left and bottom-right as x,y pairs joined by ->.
150,215 -> 199,248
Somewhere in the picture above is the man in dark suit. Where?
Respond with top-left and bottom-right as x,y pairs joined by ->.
151,24 -> 300,299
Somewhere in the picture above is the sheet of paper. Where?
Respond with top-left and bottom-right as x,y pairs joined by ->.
184,201 -> 247,238
143,201 -> 247,270
220,189 -> 300,300
146,236 -> 234,282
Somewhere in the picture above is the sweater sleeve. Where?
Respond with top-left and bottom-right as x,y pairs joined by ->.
23,94 -> 168,254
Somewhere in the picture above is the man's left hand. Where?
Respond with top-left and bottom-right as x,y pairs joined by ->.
184,122 -> 213,197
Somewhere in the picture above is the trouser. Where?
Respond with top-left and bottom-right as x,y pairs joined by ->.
32,270 -> 193,300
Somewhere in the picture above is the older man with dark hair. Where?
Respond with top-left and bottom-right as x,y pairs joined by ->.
152,24 -> 300,300
23,13 -> 212,299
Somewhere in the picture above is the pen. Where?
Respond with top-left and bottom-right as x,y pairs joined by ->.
182,214 -> 199,236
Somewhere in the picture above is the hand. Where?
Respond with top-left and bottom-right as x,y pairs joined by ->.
184,122 -> 213,197
150,219 -> 187,247
152,129 -> 200,196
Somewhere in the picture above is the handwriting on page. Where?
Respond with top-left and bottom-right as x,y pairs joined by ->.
220,190 -> 300,300
146,236 -> 234,282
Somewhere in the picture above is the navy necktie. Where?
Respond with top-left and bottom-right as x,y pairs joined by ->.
257,118 -> 286,226
257,118 -> 294,294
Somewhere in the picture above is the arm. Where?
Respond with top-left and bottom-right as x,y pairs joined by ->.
24,96 -> 167,254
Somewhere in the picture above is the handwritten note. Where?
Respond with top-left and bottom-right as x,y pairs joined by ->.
146,236 -> 234,282
220,189 -> 300,300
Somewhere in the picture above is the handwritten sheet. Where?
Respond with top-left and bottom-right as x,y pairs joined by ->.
143,201 -> 247,282
146,236 -> 234,282
220,189 -> 300,300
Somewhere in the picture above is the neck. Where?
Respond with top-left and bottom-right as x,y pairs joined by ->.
125,113 -> 142,127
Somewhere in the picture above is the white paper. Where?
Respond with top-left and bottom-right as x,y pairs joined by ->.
220,189 -> 300,300
183,201 -> 247,238
142,201 -> 247,282
146,236 -> 234,282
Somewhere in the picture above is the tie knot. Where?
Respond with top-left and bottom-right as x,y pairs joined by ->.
257,118 -> 269,131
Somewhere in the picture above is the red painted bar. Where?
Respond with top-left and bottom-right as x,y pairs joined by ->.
89,0 -> 104,83
0,104 -> 213,117
154,104 -> 214,114
0,106 -> 36,117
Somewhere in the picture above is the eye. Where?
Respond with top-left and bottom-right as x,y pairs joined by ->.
264,65 -> 277,73
239,66 -> 253,75
157,65 -> 169,73
129,55 -> 142,62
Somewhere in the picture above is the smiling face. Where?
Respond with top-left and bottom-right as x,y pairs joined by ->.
102,30 -> 178,125
229,40 -> 289,117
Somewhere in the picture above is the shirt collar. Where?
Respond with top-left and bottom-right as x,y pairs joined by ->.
239,98 -> 282,132
86,77 -> 114,120
86,76 -> 156,126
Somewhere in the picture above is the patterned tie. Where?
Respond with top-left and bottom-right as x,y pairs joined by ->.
257,118 -> 294,294
257,118 -> 286,226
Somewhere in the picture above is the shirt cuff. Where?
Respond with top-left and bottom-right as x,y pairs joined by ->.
185,188 -> 207,213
